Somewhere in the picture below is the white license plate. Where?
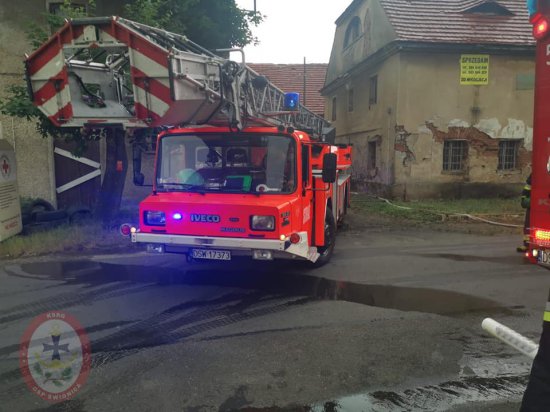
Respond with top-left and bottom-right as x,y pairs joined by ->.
191,249 -> 231,260
538,249 -> 550,265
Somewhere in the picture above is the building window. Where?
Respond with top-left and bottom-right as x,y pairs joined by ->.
498,140 -> 520,170
331,97 -> 337,121
367,141 -> 377,170
369,75 -> 378,106
344,16 -> 361,48
443,140 -> 467,171
348,89 -> 354,112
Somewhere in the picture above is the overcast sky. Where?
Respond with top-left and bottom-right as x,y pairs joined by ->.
234,0 -> 352,64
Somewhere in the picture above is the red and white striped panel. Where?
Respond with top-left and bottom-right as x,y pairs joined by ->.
101,21 -> 172,126
26,17 -> 173,127
26,22 -> 83,126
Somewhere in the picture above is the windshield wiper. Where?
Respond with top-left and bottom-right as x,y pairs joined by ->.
157,183 -> 206,194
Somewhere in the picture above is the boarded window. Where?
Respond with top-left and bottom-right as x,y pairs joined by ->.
367,141 -> 377,170
348,89 -> 354,112
331,97 -> 337,121
443,140 -> 467,171
369,75 -> 378,106
344,16 -> 361,48
498,140 -> 520,170
516,73 -> 535,90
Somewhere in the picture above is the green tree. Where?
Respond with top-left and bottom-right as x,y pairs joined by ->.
0,0 -> 262,225
0,0 -> 94,156
123,0 -> 262,50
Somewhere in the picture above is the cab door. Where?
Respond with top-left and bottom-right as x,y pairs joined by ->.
299,143 -> 314,236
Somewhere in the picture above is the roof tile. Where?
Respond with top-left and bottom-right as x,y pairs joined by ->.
247,63 -> 328,117
378,0 -> 534,46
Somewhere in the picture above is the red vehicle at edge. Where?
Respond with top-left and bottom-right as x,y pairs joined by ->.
527,1 -> 550,265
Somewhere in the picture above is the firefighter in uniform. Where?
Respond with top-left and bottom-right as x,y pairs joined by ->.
518,174 -> 532,253
521,290 -> 550,411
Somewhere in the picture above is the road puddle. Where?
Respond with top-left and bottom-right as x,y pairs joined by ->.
1,260 -> 526,409
417,252 -> 522,265
307,374 -> 527,411
9,259 -> 510,317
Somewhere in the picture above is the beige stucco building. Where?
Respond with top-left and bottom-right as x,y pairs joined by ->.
323,0 -> 535,199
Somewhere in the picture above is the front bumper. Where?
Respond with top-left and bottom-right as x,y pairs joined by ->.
131,231 -> 319,262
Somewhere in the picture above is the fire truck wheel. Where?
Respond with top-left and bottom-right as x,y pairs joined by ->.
312,208 -> 336,267
33,209 -> 69,223
27,199 -> 55,221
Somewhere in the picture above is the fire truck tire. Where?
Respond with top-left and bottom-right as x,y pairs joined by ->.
30,199 -> 55,213
33,209 -> 69,223
312,208 -> 336,267
27,199 -> 55,219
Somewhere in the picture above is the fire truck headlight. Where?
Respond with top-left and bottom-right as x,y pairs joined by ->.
144,211 -> 166,226
250,215 -> 275,231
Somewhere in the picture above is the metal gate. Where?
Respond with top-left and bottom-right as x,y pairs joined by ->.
54,140 -> 101,210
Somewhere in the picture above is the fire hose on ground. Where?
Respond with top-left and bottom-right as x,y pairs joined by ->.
354,195 -> 523,228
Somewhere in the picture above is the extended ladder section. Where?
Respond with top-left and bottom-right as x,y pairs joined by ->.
25,16 -> 330,138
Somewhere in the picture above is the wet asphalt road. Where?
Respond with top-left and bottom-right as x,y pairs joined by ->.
0,223 -> 549,411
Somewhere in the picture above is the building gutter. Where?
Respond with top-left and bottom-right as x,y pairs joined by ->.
321,40 -> 535,95
322,42 -> 400,95
398,41 -> 535,56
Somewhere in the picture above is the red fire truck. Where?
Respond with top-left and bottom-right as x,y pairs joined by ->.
25,17 -> 352,266
525,1 -> 550,265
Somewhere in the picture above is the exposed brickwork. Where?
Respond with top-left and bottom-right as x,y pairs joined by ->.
394,125 -> 416,166
426,122 -> 498,155
425,122 -> 530,167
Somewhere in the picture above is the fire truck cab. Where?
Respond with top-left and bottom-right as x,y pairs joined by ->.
134,126 -> 351,265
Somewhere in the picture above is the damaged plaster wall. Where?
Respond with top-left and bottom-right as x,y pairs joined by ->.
330,53 -> 400,194
392,51 -> 533,199
391,120 -> 531,199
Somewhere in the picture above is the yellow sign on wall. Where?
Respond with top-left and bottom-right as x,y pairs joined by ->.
460,54 -> 489,85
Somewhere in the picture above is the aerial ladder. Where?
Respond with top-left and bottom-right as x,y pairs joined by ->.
25,16 -> 331,138
25,16 -> 351,266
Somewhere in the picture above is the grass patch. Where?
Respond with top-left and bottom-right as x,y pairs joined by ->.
0,223 -> 132,260
351,194 -> 524,224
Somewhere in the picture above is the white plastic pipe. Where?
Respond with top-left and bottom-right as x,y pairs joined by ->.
482,318 -> 539,359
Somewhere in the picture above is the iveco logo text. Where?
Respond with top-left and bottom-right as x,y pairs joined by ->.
190,214 -> 220,223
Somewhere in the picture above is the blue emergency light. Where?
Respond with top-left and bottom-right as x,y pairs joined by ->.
284,92 -> 300,111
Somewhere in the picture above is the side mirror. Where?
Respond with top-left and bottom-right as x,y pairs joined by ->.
322,153 -> 337,183
133,172 -> 145,186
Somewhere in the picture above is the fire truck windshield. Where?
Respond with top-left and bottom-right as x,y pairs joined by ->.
156,133 -> 297,194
